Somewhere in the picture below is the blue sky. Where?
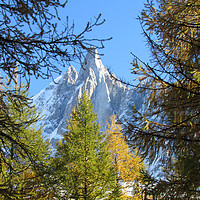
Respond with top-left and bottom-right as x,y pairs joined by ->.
29,0 -> 150,96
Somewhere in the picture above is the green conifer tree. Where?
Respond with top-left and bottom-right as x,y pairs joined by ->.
55,90 -> 121,199
0,78 -> 51,199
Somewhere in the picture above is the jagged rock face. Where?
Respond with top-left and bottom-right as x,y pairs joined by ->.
33,48 -> 144,147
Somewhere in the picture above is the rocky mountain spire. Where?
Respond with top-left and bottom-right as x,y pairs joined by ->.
79,47 -> 109,83
33,49 -> 144,147
63,65 -> 78,85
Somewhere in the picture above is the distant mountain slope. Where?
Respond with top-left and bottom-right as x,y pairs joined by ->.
33,48 -> 144,147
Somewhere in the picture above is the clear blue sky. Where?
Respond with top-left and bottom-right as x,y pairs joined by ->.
29,0 -> 150,96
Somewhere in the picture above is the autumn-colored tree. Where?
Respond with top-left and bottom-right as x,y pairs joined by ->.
127,0 -> 200,198
106,114 -> 145,199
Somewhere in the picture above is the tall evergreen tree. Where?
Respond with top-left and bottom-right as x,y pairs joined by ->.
106,114 -> 145,200
55,90 -> 121,199
0,78 -> 51,199
127,0 -> 200,198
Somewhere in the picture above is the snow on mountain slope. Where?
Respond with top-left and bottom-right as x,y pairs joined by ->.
33,48 -> 144,147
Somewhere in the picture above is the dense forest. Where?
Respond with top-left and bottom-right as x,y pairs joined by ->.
0,0 -> 199,199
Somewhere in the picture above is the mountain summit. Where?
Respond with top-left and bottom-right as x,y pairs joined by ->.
33,48 -> 144,147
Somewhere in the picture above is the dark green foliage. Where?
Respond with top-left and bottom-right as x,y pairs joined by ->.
55,90 -> 121,199
0,78 -> 51,199
127,0 -> 200,198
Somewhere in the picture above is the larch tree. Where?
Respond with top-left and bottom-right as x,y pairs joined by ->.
0,77 -> 51,199
126,0 -> 200,198
55,90 -> 121,200
106,114 -> 145,200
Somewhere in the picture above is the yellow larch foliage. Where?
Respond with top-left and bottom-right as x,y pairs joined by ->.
106,114 -> 145,200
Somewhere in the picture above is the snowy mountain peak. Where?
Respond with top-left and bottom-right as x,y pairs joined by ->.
33,49 -> 144,148
79,48 -> 109,82
33,49 -> 161,177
